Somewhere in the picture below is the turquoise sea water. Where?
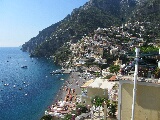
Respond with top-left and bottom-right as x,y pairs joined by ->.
0,47 -> 68,120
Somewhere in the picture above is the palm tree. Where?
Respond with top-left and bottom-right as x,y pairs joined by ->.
91,96 -> 106,119
107,102 -> 117,118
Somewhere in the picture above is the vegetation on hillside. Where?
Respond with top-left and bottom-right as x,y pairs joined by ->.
21,0 -> 160,62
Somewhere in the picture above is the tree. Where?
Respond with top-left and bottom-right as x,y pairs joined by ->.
108,102 -> 117,118
91,96 -> 106,118
76,104 -> 88,115
109,65 -> 120,74
91,96 -> 106,108
132,45 -> 159,54
62,114 -> 72,120
40,115 -> 52,120
154,67 -> 160,78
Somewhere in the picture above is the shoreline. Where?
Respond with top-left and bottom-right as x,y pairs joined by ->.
45,70 -> 95,114
52,71 -> 85,104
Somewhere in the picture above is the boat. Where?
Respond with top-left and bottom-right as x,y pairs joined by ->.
50,69 -> 62,75
60,78 -> 64,80
21,66 -> 27,69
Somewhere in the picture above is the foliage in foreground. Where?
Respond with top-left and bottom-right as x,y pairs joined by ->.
91,96 -> 117,117
91,96 -> 106,108
62,104 -> 89,120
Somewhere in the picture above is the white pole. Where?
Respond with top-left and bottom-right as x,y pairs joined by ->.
131,47 -> 140,120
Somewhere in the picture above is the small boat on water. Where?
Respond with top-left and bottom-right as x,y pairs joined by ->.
21,66 -> 28,69
50,69 -> 62,75
60,78 -> 64,80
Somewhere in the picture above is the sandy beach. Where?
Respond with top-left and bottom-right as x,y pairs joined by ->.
43,70 -> 96,120
52,71 -> 95,104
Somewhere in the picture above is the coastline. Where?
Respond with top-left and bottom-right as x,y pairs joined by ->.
45,70 -> 95,115
52,71 -> 86,104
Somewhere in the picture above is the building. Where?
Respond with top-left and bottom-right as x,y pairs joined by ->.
80,78 -> 116,105
118,80 -> 160,120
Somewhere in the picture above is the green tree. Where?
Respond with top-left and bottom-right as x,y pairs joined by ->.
109,65 -> 120,74
40,115 -> 52,120
108,102 -> 117,118
132,45 -> 159,54
140,45 -> 158,53
76,104 -> 88,115
91,96 -> 106,108
154,67 -> 160,78
62,114 -> 72,120
91,96 -> 106,118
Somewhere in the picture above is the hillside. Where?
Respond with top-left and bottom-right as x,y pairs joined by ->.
129,0 -> 159,22
21,0 -> 160,57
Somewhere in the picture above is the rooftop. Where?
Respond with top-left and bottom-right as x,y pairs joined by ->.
118,75 -> 160,86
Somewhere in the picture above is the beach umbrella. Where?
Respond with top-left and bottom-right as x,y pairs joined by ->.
54,113 -> 60,117
60,102 -> 65,107
53,107 -> 57,110
57,108 -> 62,111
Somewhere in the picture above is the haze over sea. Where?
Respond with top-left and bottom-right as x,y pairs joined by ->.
0,47 -> 68,120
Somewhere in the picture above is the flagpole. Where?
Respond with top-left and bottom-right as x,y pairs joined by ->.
131,47 -> 140,120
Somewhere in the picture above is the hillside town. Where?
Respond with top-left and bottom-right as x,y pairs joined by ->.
43,21 -> 160,120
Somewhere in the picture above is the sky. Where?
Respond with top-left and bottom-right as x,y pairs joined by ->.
0,0 -> 88,47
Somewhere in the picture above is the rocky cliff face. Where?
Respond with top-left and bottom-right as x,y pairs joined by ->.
21,0 -> 160,57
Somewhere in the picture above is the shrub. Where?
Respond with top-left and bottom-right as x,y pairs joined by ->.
40,115 -> 52,120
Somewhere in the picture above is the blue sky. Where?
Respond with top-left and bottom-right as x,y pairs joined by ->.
0,0 -> 88,47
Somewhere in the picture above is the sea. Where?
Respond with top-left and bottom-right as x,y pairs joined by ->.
0,47 -> 69,120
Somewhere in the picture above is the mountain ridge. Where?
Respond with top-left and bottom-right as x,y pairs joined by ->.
21,0 -> 160,57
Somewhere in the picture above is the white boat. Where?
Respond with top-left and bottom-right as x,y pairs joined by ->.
60,78 -> 64,80
21,66 -> 27,69
50,69 -> 62,74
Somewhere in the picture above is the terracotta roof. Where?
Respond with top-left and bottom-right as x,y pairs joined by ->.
109,75 -> 117,81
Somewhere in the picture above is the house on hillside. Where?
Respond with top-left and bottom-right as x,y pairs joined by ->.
113,58 -> 122,66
